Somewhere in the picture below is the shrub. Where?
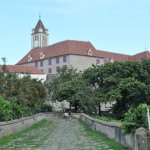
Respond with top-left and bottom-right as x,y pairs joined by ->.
122,104 -> 149,134
40,104 -> 53,112
0,97 -> 12,121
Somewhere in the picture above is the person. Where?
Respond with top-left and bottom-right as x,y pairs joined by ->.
64,112 -> 69,121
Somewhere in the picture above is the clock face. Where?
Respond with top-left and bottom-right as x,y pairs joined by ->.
34,40 -> 38,47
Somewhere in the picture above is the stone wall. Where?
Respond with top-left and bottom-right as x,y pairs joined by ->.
0,113 -> 64,138
0,113 -> 44,138
80,113 -> 134,150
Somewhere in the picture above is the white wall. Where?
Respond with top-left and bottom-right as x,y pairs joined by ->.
18,73 -> 46,82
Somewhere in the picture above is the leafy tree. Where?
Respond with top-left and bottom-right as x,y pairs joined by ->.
47,66 -> 97,113
0,66 -> 46,120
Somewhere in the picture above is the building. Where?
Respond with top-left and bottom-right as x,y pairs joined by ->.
0,65 -> 46,82
17,19 -> 150,75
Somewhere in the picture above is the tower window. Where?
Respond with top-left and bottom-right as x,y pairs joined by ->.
56,57 -> 59,64
63,56 -> 67,62
34,36 -> 38,40
40,60 -> 43,67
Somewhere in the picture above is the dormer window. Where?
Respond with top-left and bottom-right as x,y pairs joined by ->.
88,48 -> 92,55
110,58 -> 113,63
40,52 -> 45,59
28,54 -> 32,62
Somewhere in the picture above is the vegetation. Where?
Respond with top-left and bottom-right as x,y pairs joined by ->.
47,60 -> 150,133
0,59 -> 46,121
122,104 -> 149,134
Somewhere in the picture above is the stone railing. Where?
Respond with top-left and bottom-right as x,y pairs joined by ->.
0,113 -> 64,138
80,113 -> 134,150
0,113 -> 44,138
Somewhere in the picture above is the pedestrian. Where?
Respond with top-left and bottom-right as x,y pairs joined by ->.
64,112 -> 69,121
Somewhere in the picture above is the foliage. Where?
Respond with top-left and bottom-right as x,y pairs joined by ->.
46,66 -> 97,113
0,62 -> 46,121
47,60 -> 150,120
122,104 -> 149,134
0,97 -> 12,121
40,104 -> 53,112
83,60 -> 150,119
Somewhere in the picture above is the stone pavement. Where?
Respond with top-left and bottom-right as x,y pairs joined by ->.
0,119 -> 113,150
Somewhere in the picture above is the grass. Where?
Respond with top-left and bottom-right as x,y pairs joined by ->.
80,120 -> 130,150
94,114 -> 123,124
0,119 -> 50,146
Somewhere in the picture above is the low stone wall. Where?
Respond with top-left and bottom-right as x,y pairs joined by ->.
44,112 -> 64,119
0,113 -> 44,138
80,113 -> 134,150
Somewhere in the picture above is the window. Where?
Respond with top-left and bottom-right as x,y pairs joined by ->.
48,58 -> 51,65
88,48 -> 92,55
40,60 -> 43,67
35,61 -> 38,67
96,58 -> 100,64
34,36 -> 38,40
48,68 -> 52,74
56,66 -> 60,72
63,56 -> 67,62
56,57 -> 59,64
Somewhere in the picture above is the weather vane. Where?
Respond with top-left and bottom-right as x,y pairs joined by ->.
39,12 -> 41,19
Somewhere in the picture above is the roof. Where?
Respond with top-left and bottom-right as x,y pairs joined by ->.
0,65 -> 44,74
17,40 -> 100,65
33,19 -> 47,34
129,51 -> 150,61
96,49 -> 130,63
17,39 -> 150,65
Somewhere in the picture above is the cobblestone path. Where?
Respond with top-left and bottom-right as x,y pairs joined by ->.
0,119 -> 114,150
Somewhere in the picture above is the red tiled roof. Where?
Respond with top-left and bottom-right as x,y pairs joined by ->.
17,40 -> 100,65
17,39 -> 150,65
129,51 -> 150,61
0,65 -> 44,74
96,49 -> 130,62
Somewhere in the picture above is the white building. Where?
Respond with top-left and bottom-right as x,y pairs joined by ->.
17,19 -> 104,74
0,65 -> 46,82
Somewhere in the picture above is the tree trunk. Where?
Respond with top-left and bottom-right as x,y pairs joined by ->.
70,102 -> 71,111
98,103 -> 101,116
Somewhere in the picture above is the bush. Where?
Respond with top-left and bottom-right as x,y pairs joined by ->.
40,104 -> 53,112
122,104 -> 149,134
0,97 -> 12,121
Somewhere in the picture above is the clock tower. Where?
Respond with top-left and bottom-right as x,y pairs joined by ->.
31,19 -> 48,49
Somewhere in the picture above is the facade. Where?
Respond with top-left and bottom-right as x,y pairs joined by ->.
17,19 -> 150,75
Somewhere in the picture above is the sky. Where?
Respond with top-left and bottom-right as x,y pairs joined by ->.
1,0 -> 150,64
